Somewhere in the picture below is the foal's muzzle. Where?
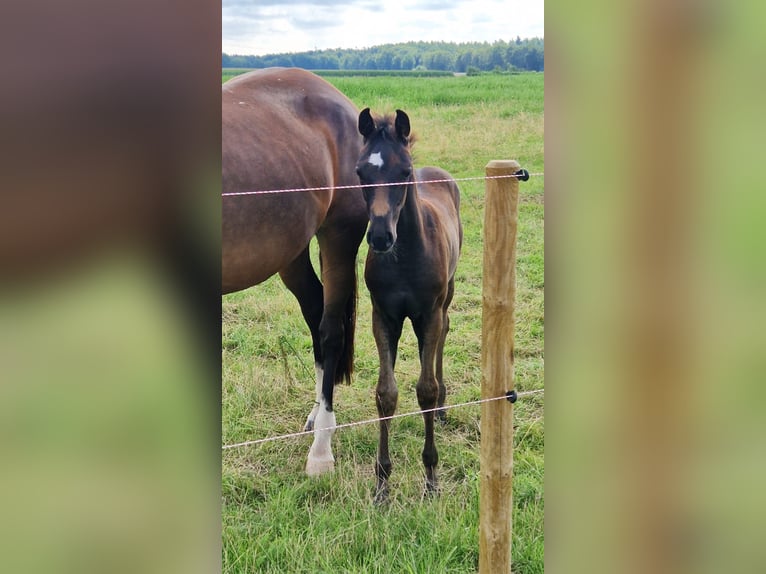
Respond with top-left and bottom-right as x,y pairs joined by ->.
367,229 -> 394,253
367,216 -> 395,253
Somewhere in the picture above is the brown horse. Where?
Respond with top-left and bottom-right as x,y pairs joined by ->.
222,68 -> 368,475
355,108 -> 463,502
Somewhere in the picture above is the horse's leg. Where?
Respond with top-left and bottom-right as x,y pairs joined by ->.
278,247 -> 325,433
305,230 -> 361,476
435,278 -> 456,424
413,310 -> 445,495
372,307 -> 402,504
434,313 -> 449,424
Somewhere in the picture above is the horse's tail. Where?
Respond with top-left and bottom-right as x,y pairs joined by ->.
334,264 -> 357,385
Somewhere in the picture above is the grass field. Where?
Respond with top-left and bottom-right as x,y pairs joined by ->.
222,71 -> 544,573
222,68 -> 456,83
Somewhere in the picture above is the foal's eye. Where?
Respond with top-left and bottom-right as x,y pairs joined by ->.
356,167 -> 369,184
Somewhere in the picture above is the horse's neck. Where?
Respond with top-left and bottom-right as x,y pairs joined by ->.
399,181 -> 426,243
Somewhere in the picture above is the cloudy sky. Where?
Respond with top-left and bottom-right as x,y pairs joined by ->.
223,0 -> 544,56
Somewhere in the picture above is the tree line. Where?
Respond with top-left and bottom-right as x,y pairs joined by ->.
222,38 -> 543,73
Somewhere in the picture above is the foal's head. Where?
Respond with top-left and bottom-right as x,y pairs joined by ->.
356,108 -> 414,254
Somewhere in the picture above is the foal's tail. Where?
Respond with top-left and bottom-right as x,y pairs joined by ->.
335,265 -> 358,385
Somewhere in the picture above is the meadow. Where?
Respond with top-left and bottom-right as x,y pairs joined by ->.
222,71 -> 544,573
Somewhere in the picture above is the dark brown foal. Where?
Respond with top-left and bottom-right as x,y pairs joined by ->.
355,108 -> 462,502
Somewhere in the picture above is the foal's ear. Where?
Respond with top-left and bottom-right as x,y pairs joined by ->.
394,109 -> 410,142
358,107 -> 376,139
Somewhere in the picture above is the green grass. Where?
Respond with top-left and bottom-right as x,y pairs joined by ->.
222,72 -> 544,573
316,69 -> 455,78
222,68 -> 253,84
224,68 -> 455,82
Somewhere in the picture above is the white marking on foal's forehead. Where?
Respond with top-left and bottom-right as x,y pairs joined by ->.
367,152 -> 384,168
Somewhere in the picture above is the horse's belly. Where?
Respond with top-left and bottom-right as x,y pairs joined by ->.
222,219 -> 316,293
222,243 -> 300,293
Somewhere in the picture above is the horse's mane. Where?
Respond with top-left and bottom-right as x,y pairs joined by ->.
370,113 -> 418,150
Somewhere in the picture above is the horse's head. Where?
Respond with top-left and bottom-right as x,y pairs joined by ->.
356,108 -> 414,254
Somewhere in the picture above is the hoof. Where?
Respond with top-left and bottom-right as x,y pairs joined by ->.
424,475 -> 439,498
303,419 -> 315,432
305,455 -> 334,476
424,485 -> 439,497
373,487 -> 390,506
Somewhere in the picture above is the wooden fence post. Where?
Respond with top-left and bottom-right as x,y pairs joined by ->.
479,160 -> 520,574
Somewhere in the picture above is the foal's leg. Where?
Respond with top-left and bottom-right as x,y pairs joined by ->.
278,247 -> 324,432
414,310 -> 445,494
434,312 -> 449,424
434,278 -> 456,424
372,309 -> 402,504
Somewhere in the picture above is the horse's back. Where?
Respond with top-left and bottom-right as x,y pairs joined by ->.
417,165 -> 460,207
222,68 -> 361,196
416,167 -> 463,272
222,68 -> 364,293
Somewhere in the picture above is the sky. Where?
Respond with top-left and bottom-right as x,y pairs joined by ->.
222,0 -> 544,56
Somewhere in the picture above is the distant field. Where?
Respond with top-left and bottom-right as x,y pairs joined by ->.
221,68 -> 253,84
222,71 -> 544,573
223,68 -> 456,83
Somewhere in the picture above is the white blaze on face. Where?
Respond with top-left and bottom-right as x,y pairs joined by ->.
368,152 -> 384,168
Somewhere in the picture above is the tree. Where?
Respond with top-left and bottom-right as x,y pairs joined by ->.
489,45 -> 505,70
509,46 -> 529,70
455,51 -> 472,73
526,48 -> 544,72
375,49 -> 393,70
221,38 -> 544,73
424,51 -> 453,71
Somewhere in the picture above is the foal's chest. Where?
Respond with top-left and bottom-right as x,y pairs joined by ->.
365,261 -> 443,319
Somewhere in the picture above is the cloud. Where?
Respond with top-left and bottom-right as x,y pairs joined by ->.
288,12 -> 339,32
408,0 -> 464,9
223,0 -> 377,11
222,0 -> 544,56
